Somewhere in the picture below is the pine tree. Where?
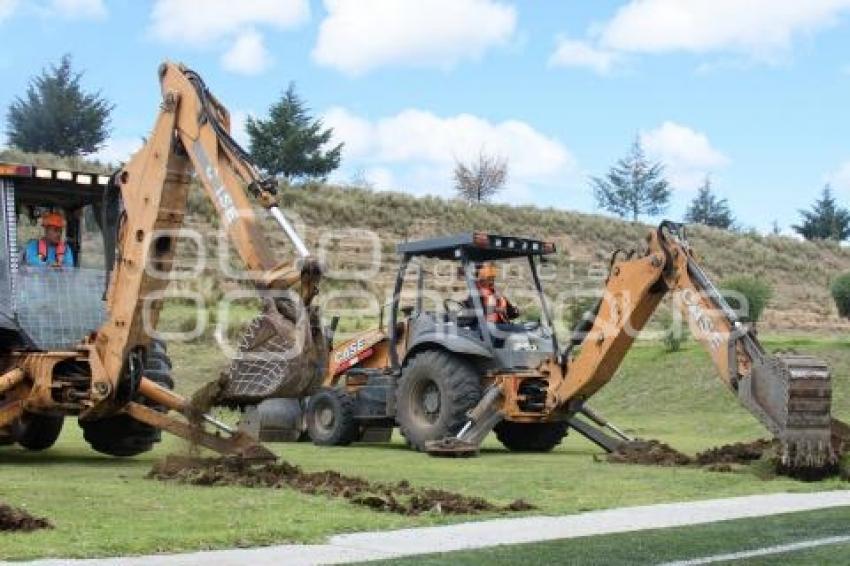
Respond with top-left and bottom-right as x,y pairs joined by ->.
792,185 -> 850,241
685,177 -> 734,229
591,137 -> 670,221
6,54 -> 113,156
246,83 -> 342,181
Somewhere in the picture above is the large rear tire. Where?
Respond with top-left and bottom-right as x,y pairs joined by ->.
14,412 -> 64,451
81,339 -> 174,457
306,388 -> 358,446
395,349 -> 481,452
494,420 -> 569,452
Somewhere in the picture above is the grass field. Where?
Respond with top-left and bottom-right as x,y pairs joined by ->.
362,506 -> 850,565
1,335 -> 849,560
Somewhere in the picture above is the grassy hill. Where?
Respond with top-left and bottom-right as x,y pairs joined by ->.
276,183 -> 850,332
4,147 -> 848,331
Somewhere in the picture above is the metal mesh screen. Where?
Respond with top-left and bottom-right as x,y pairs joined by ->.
0,180 -> 13,318
15,267 -> 107,350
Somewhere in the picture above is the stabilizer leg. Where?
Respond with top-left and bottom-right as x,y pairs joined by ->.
130,377 -> 276,461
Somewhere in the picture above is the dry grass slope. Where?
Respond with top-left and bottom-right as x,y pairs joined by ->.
282,183 -> 850,331
3,148 -> 846,330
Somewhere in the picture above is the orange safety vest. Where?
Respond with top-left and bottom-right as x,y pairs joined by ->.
37,239 -> 66,266
479,286 -> 510,323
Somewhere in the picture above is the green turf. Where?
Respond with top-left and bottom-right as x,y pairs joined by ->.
1,336 -> 848,560
361,506 -> 850,565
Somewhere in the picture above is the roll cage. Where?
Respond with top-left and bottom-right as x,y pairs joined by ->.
387,232 -> 559,371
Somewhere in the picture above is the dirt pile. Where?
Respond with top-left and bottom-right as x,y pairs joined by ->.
605,440 -> 692,466
0,504 -> 52,532
605,438 -> 779,470
604,436 -> 848,480
149,455 -> 534,516
695,439 -> 776,471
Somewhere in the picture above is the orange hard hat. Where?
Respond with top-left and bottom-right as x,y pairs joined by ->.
477,263 -> 497,280
41,212 -> 65,229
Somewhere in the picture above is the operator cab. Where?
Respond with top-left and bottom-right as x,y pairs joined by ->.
0,162 -> 117,351
389,232 -> 560,372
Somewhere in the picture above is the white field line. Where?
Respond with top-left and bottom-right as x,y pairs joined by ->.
661,534 -> 850,565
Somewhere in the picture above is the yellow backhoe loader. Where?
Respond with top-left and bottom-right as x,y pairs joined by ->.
0,62 -> 325,459
300,225 -> 839,475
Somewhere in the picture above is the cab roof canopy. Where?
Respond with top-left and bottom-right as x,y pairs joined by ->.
397,232 -> 556,261
0,162 -> 112,210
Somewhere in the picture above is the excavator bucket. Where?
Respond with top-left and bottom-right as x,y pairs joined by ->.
739,354 -> 836,475
195,306 -> 327,409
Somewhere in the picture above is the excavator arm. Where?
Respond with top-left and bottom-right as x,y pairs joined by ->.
551,221 -> 835,471
82,62 -> 326,457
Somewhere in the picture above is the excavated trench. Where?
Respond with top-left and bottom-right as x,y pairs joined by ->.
0,504 -> 52,532
149,455 -> 534,516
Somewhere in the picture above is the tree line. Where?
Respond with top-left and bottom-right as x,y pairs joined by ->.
4,55 -> 341,181
589,136 -> 849,241
5,55 -> 849,242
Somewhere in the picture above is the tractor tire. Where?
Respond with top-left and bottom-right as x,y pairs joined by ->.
81,339 -> 174,457
494,420 -> 569,452
396,349 -> 481,452
306,388 -> 359,446
13,412 -> 64,451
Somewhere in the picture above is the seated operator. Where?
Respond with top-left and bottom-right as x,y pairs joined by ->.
466,263 -> 519,324
22,212 -> 75,268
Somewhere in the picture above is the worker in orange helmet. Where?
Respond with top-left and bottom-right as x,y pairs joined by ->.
472,262 -> 518,324
22,212 -> 75,268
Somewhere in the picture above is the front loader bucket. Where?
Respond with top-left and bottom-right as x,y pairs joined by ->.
738,355 -> 836,475
198,309 -> 327,409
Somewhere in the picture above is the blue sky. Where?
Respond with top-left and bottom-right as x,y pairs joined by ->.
2,0 -> 850,233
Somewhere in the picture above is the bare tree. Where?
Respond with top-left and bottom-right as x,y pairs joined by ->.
453,151 -> 508,203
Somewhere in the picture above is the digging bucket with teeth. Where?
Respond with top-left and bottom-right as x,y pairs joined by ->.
193,300 -> 328,411
739,354 -> 836,475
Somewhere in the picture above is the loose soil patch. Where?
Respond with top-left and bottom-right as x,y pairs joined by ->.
0,504 -> 52,532
604,440 -> 692,466
695,439 -> 776,467
149,455 -> 534,516
605,435 -> 850,481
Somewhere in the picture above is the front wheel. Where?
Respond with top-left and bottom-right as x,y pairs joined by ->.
395,349 -> 481,452
81,339 -> 174,457
306,388 -> 359,446
14,412 -> 64,451
494,420 -> 569,452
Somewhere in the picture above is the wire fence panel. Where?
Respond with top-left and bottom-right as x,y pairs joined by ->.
0,180 -> 14,320
15,267 -> 107,350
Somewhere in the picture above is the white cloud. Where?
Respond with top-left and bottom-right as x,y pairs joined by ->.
551,1 -> 850,74
0,0 -> 18,22
324,107 -> 576,199
93,137 -> 144,166
827,161 -> 850,192
148,0 -> 308,74
0,0 -> 108,22
641,121 -> 729,190
548,37 -> 619,75
49,0 -> 106,19
149,0 -> 308,45
600,0 -> 850,57
313,0 -> 516,75
221,30 -> 271,75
